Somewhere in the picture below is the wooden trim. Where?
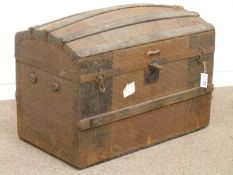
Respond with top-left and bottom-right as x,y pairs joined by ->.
63,11 -> 198,43
79,85 -> 214,131
70,23 -> 215,58
32,4 -> 184,32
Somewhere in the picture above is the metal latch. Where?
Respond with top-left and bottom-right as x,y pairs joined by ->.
146,49 -> 163,70
149,61 -> 163,70
197,47 -> 206,63
96,72 -> 105,92
145,49 -> 163,84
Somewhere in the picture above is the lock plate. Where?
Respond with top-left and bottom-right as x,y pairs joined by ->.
144,67 -> 160,84
144,49 -> 163,84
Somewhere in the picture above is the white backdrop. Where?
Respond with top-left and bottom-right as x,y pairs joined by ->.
0,0 -> 233,100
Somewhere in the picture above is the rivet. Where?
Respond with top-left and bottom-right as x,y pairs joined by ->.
29,73 -> 37,83
50,82 -> 60,92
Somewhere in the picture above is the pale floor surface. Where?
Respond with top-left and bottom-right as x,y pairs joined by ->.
0,87 -> 233,175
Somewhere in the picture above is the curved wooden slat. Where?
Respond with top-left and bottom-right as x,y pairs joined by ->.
65,23 -> 214,58
62,11 -> 199,43
30,4 -> 184,36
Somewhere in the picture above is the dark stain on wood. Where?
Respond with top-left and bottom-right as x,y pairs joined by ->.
187,56 -> 198,88
79,53 -> 112,75
79,79 -> 113,119
189,32 -> 215,49
144,67 -> 160,84
78,53 -> 113,119
79,130 -> 94,149
94,127 -> 107,147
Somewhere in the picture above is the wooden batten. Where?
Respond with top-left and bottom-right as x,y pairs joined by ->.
79,85 -> 214,130
61,11 -> 199,43
32,4 -> 184,32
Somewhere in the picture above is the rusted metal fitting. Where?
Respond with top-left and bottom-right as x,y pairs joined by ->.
29,73 -> 37,83
96,73 -> 105,92
197,47 -> 205,63
149,61 -> 163,70
50,81 -> 60,92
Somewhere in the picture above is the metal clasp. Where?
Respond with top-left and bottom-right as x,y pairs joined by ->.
145,49 -> 163,84
197,47 -> 206,63
96,72 -> 105,92
149,61 -> 163,70
146,49 -> 162,70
